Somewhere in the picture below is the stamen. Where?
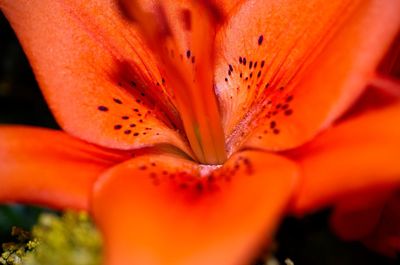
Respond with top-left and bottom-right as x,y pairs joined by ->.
120,0 -> 227,164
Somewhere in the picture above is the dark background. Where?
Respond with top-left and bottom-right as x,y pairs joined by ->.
0,11 -> 398,265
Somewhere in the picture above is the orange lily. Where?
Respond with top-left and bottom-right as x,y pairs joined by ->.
0,1 -> 400,265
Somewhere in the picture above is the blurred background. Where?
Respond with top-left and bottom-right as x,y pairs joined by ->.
0,11 -> 398,265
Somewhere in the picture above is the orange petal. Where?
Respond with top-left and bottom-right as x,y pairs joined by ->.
0,0 -> 191,155
214,0 -> 400,154
290,103 -> 400,214
92,151 -> 298,265
0,126 -> 126,210
336,85 -> 400,124
330,189 -> 393,241
331,190 -> 400,257
362,192 -> 400,257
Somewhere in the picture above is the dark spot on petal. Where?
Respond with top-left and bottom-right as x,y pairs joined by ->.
114,124 -> 122,130
286,95 -> 293,102
284,109 -> 293,116
258,35 -> 264,45
98,106 -> 108,112
113,98 -> 122,104
121,116 -> 129,120
195,182 -> 203,192
124,130 -> 131,134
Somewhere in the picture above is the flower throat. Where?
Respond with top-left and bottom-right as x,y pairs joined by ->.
122,0 -> 227,164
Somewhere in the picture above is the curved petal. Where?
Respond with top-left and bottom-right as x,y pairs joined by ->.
92,151 -> 298,265
331,190 -> 400,257
290,103 -> 400,215
214,0 -> 400,154
362,192 -> 400,257
0,0 -> 191,155
330,189 -> 393,240
0,126 -> 126,210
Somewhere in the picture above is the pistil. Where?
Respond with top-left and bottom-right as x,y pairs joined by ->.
121,0 -> 227,164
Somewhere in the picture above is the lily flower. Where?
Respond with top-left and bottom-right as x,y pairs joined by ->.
0,0 -> 399,265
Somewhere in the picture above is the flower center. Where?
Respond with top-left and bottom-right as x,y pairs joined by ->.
121,1 -> 227,164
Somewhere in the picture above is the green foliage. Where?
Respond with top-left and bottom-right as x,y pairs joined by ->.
0,227 -> 37,265
0,205 -> 45,241
0,212 -> 102,265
